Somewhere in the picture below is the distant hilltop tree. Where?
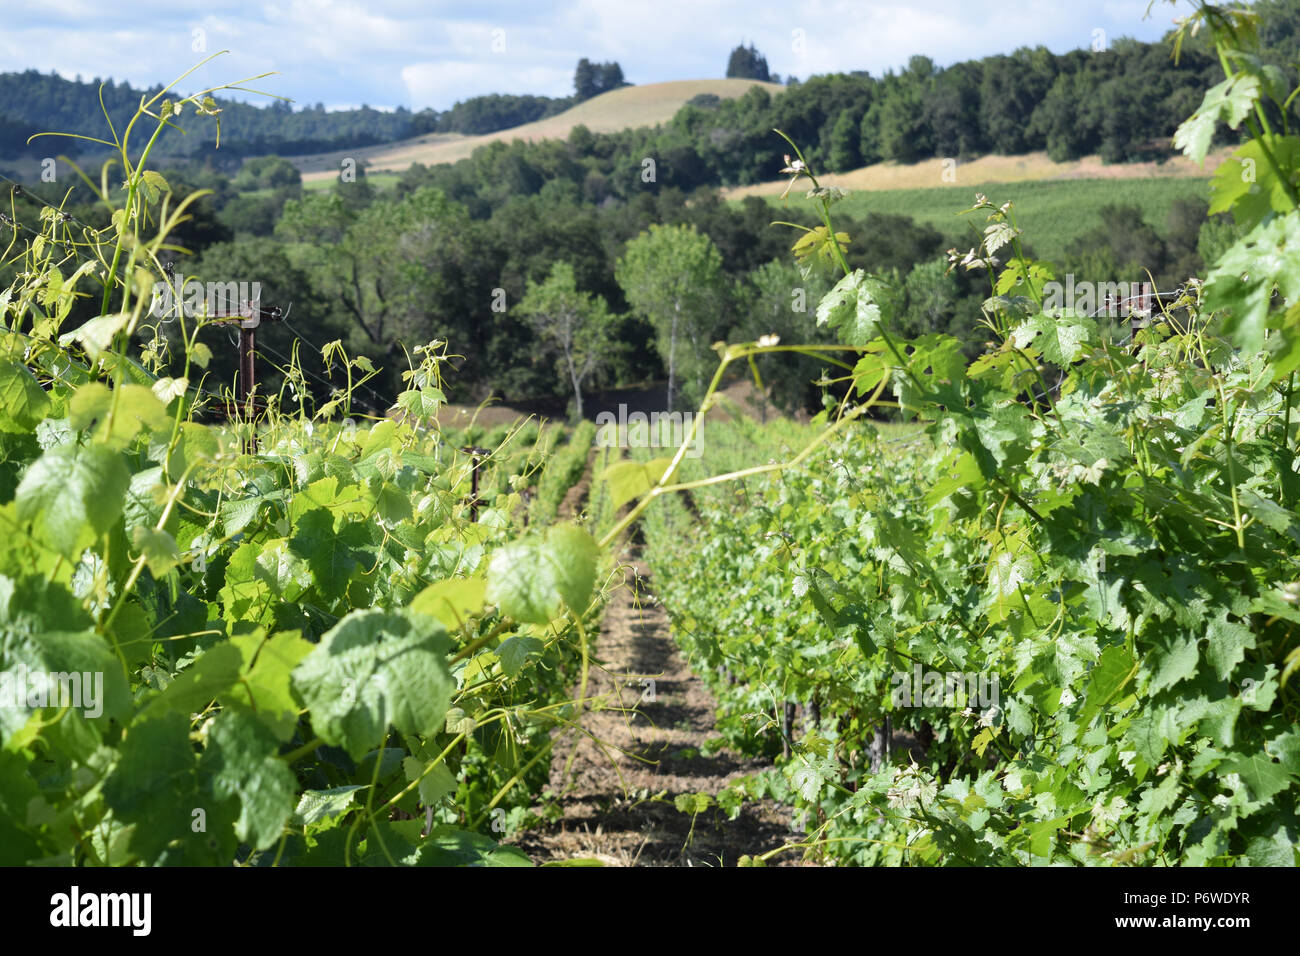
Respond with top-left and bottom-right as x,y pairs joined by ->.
726,43 -> 771,81
574,59 -> 629,102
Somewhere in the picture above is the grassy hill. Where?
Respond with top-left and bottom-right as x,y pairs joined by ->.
832,178 -> 1213,265
294,79 -> 785,182
733,149 -> 1230,267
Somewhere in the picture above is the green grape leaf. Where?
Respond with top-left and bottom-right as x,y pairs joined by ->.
790,762 -> 823,801
1209,135 -> 1300,228
102,713 -> 204,864
15,443 -> 131,558
132,525 -> 180,576
1205,612 -> 1255,681
1224,752 -> 1294,803
293,785 -> 366,828
403,757 -> 457,808
359,420 -> 398,460
69,382 -> 171,449
396,387 -> 445,419
140,170 -> 170,203
57,313 -> 129,361
1203,212 -> 1300,355
791,224 -> 851,275
161,421 -> 223,475
816,269 -> 897,346
486,539 -> 559,624
1244,825 -> 1299,866
1080,644 -> 1137,722
673,792 -> 713,814
1174,73 -> 1260,165
137,641 -> 243,720
254,538 -> 311,601
1147,633 -> 1200,694
222,629 -> 313,740
1011,314 -> 1094,365
288,507 -> 372,605
496,635 -> 544,678
851,343 -> 890,396
1125,711 -> 1169,767
0,359 -> 51,433
374,480 -> 414,524
408,825 -> 532,866
598,458 -> 672,510
290,609 -> 453,759
199,710 -> 295,850
0,626 -> 129,747
543,522 -> 600,614
409,577 -> 486,631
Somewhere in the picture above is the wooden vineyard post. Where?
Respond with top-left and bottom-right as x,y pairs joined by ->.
238,310 -> 258,453
461,446 -> 491,521
782,700 -> 797,759
210,295 -> 285,453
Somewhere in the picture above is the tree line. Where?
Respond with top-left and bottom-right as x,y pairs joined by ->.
0,57 -> 627,161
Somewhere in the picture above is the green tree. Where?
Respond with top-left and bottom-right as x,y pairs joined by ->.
574,59 -> 597,100
598,62 -> 626,93
865,74 -> 931,163
615,223 -> 726,411
898,257 -> 981,347
924,63 -> 986,158
1197,213 -> 1241,272
233,155 -> 301,191
515,262 -> 616,418
726,43 -> 771,81
1064,203 -> 1169,287
979,46 -> 1056,154
1164,196 -> 1209,283
828,108 -> 862,171
1032,69 -> 1099,162
275,186 -> 476,406
573,59 -> 627,102
737,259 -> 835,414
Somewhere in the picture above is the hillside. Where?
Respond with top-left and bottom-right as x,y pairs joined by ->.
292,79 -> 785,181
721,147 -> 1234,200
722,148 -> 1230,265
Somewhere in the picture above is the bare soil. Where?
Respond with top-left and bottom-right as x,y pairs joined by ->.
512,553 -> 797,866
511,445 -> 796,866
556,446 -> 594,523
721,146 -> 1233,199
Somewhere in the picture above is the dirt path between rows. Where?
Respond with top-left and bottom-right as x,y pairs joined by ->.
509,441 -> 799,866
514,529 -> 796,865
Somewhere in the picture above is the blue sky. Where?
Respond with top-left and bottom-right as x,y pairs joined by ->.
3,1 -> 1189,112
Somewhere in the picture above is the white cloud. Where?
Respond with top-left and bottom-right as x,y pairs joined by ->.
401,62 -> 574,105
4,0 -> 1180,111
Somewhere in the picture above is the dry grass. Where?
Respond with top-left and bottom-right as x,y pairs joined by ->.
722,147 -> 1235,199
295,79 -> 784,181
